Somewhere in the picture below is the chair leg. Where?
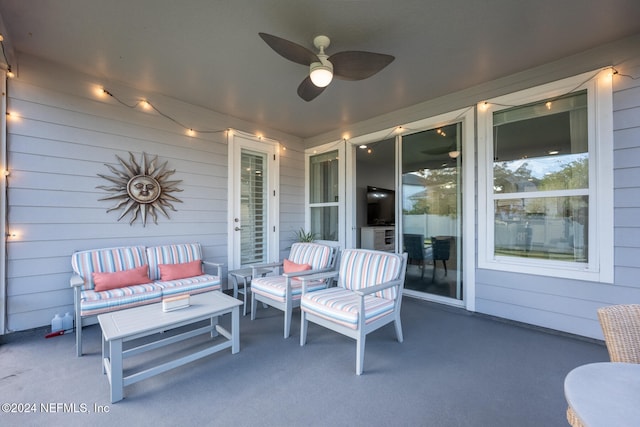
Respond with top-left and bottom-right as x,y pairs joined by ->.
284,303 -> 292,338
74,287 -> 83,357
242,277 -> 249,316
250,292 -> 257,320
356,335 -> 366,375
443,260 -> 447,276
394,313 -> 404,343
75,316 -> 83,357
300,311 -> 308,346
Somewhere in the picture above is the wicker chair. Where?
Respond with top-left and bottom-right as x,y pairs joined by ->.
597,304 -> 640,363
566,406 -> 584,427
567,304 -> 640,426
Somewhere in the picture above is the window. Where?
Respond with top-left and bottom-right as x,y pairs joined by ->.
478,70 -> 613,282
308,150 -> 339,241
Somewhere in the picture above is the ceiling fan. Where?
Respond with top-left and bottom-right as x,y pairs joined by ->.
259,32 -> 395,101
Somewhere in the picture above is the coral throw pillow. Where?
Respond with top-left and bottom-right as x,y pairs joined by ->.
159,260 -> 203,281
93,265 -> 151,292
283,258 -> 312,274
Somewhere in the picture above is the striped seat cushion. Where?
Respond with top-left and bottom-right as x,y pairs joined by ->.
288,242 -> 333,270
301,287 -> 395,329
251,275 -> 328,303
146,243 -> 204,281
71,246 -> 148,291
80,283 -> 163,316
339,249 -> 403,300
154,275 -> 222,298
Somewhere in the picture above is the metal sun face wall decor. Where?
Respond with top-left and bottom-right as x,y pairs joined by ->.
97,152 -> 183,226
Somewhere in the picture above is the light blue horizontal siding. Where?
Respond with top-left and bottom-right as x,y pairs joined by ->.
476,54 -> 640,339
4,55 -> 304,332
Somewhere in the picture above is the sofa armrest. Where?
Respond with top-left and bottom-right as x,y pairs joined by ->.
202,261 -> 223,277
70,274 -> 84,288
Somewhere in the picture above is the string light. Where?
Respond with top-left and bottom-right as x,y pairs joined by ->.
97,87 -> 229,137
0,34 -> 14,78
612,67 -> 639,80
93,88 -> 298,154
480,67 -> 627,111
85,65 -> 638,157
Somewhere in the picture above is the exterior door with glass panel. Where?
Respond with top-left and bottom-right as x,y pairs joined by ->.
228,131 -> 279,269
401,123 -> 463,300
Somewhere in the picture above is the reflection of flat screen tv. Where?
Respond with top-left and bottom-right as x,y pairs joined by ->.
366,186 -> 395,226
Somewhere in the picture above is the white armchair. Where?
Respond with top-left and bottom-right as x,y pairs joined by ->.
250,242 -> 339,338
299,248 -> 408,375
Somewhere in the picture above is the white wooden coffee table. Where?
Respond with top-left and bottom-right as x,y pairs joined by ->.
98,291 -> 242,403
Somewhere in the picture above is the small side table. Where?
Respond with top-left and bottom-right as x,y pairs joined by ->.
229,267 -> 271,316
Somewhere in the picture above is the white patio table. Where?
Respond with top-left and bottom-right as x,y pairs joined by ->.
98,291 -> 242,403
564,362 -> 640,427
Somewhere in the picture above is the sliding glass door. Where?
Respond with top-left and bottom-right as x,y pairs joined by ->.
401,123 -> 463,300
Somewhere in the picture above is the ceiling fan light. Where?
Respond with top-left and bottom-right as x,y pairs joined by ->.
309,62 -> 333,87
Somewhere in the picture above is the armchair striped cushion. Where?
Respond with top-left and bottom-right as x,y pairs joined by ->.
301,249 -> 403,329
251,275 -> 328,303
251,242 -> 334,302
339,249 -> 403,300
288,242 -> 334,269
300,286 -> 395,329
251,242 -> 338,338
299,249 -> 407,375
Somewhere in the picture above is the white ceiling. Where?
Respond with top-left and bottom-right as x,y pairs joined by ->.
1,0 -> 639,140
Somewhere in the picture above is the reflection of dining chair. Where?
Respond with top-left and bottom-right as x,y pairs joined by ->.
403,234 -> 427,279
566,304 -> 640,426
431,236 -> 451,280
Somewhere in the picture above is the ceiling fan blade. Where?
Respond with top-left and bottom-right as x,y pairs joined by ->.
297,76 -> 326,102
259,32 -> 319,66
329,51 -> 395,81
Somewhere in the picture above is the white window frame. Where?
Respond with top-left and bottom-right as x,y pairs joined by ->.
477,69 -> 613,283
305,141 -> 345,246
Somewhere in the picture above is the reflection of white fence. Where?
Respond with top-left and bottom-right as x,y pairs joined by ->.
403,214 -> 456,238
495,218 -> 586,259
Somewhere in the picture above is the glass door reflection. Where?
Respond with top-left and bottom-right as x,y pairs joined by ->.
401,123 -> 462,300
